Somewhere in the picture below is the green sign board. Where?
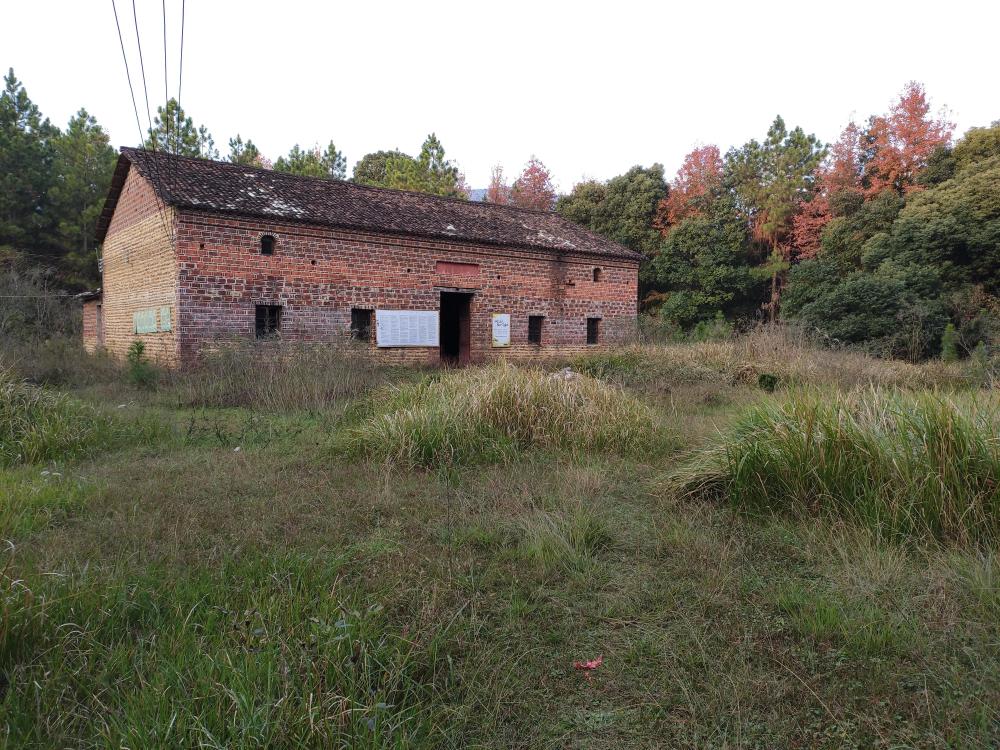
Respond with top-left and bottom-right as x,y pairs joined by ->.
133,309 -> 157,334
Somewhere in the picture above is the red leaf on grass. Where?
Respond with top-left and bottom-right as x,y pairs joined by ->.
573,655 -> 603,671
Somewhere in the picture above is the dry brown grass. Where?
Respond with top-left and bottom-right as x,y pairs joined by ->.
575,325 -> 973,392
173,338 -> 392,411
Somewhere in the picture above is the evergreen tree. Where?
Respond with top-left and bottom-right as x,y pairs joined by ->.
145,98 -> 217,159
556,180 -> 606,227
49,109 -> 117,282
0,68 -> 58,248
558,166 -> 667,302
725,116 -> 825,319
649,197 -> 764,327
940,323 -> 959,361
274,142 -> 346,179
352,150 -> 409,186
227,134 -> 266,167
383,134 -> 465,197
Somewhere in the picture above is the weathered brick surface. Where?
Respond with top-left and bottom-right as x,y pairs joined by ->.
81,300 -> 100,353
95,168 -> 640,367
100,167 -> 179,364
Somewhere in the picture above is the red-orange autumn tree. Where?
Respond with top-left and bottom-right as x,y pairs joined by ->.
865,81 -> 954,195
653,145 -> 722,234
511,157 -> 556,210
485,164 -> 512,205
791,122 -> 864,258
791,83 -> 953,259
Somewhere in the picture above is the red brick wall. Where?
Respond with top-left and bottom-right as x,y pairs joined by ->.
174,211 -> 639,365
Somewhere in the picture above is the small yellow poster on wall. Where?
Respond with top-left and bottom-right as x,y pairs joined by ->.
491,313 -> 511,347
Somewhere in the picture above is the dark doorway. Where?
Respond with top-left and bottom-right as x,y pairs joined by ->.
440,291 -> 472,365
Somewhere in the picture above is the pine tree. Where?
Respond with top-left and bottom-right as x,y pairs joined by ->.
940,323 -> 959,361
726,116 -> 825,320
145,98 -> 217,159
227,135 -> 267,167
0,68 -> 59,248
274,142 -> 346,179
49,109 -> 117,281
383,134 -> 465,197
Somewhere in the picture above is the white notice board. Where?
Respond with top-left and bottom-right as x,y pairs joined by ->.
376,309 -> 440,347
491,314 -> 511,347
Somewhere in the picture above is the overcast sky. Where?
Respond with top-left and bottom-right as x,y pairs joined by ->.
7,1 -> 998,191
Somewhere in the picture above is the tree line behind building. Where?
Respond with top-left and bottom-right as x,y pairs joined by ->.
2,68 -> 998,360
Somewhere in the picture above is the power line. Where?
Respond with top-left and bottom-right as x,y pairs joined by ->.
131,0 -> 175,243
110,0 -> 145,145
131,0 -> 155,140
177,0 -> 186,155
162,0 -> 169,148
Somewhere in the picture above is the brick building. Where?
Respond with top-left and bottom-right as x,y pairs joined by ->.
85,148 -> 641,367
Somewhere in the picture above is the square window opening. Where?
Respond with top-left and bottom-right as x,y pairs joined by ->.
255,304 -> 282,339
351,308 -> 373,342
528,315 -> 544,345
586,317 -> 600,345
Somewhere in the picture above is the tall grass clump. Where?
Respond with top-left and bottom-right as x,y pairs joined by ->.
176,338 -> 387,411
674,388 -> 1000,544
0,370 -> 119,466
341,361 -> 662,468
0,336 -> 122,388
589,326 -> 973,391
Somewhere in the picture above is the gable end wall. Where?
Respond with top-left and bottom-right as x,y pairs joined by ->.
100,167 -> 179,364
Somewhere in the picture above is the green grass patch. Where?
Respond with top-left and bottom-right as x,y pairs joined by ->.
0,469 -> 95,538
338,361 -> 667,468
774,582 -> 917,658
673,388 -> 1000,544
516,506 -> 614,576
572,349 -> 656,385
1,373 -> 118,467
0,370 -> 163,467
0,553 -> 459,748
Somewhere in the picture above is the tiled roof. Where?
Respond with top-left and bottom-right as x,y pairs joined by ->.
96,148 -> 642,261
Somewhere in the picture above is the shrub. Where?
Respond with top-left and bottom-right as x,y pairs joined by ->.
339,361 -> 663,468
126,341 -> 158,389
941,322 -> 959,361
689,312 -> 734,342
672,388 -> 1000,544
757,373 -> 779,392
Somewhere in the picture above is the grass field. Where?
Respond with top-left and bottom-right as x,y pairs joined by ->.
0,333 -> 997,748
